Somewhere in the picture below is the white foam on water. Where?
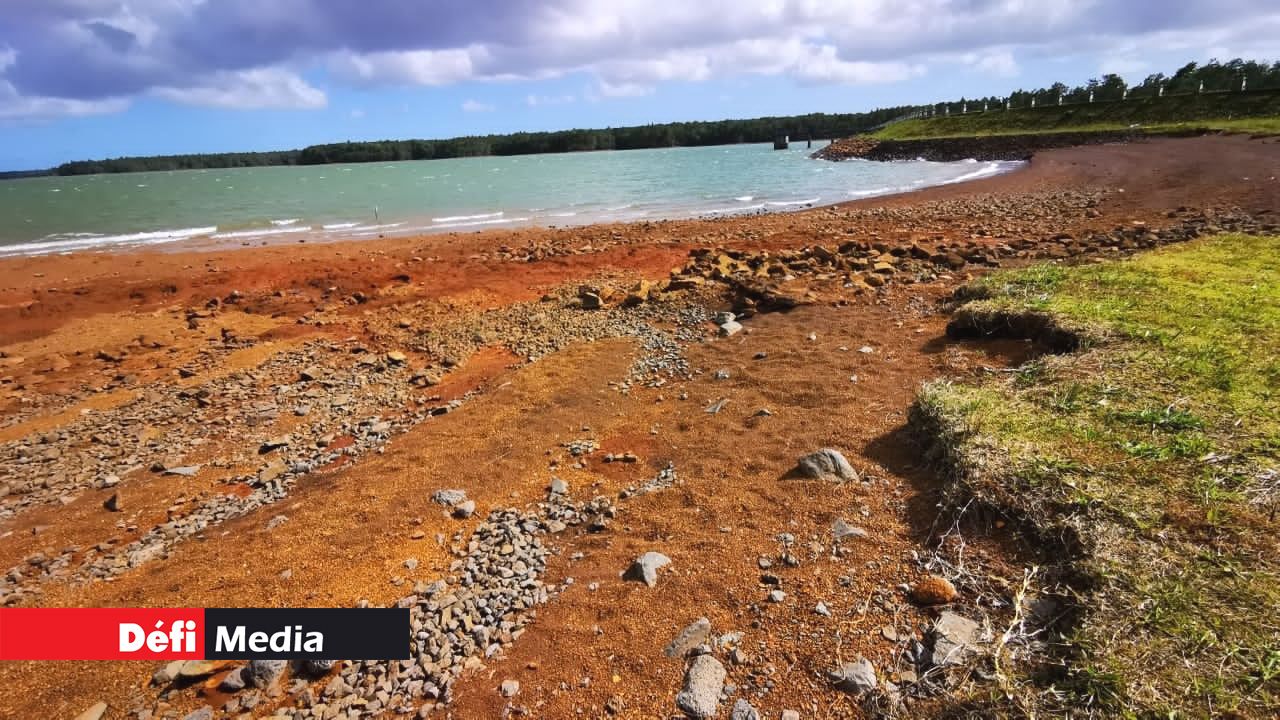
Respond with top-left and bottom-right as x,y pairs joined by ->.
547,211 -> 578,217
271,218 -> 301,226
322,222 -> 360,230
0,226 -> 216,258
735,196 -> 754,202
766,197 -> 820,207
703,203 -> 766,215
210,226 -> 312,239
941,161 -> 1006,185
431,216 -> 529,230
846,187 -> 895,198
432,211 -> 503,223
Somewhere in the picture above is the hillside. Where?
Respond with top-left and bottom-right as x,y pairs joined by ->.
871,90 -> 1280,140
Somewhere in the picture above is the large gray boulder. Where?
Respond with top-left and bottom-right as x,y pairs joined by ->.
243,659 -> 287,688
676,654 -> 726,719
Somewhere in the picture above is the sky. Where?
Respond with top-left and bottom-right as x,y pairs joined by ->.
0,1 -> 1277,170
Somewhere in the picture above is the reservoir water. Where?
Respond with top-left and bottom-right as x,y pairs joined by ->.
0,142 -> 1019,256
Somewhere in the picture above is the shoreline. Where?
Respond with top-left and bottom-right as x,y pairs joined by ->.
0,150 -> 1020,260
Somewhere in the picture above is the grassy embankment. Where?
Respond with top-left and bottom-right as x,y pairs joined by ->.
873,90 -> 1280,139
914,234 -> 1280,716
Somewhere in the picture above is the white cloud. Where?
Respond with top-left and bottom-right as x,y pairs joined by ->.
461,98 -> 494,112
330,47 -> 484,87
152,68 -> 326,110
0,78 -> 128,120
349,108 -> 365,119
965,50 -> 1020,78
526,93 -> 575,107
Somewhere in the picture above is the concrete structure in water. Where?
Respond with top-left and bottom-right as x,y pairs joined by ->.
773,133 -> 789,150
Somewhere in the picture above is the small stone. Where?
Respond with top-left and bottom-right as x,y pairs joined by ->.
163,465 -> 199,477
768,589 -> 786,603
178,660 -> 224,680
181,709 -> 213,720
828,656 -> 877,694
500,679 -> 520,697
930,611 -> 984,667
549,477 -> 568,495
814,601 -> 831,617
665,617 -> 712,658
676,654 -> 726,719
431,489 -> 468,506
718,320 -> 743,337
623,551 -> 671,587
243,659 -> 287,688
453,500 -> 476,519
910,575 -> 958,605
730,698 -> 761,720
103,492 -> 121,512
782,711 -> 801,720
153,660 -> 185,685
219,667 -> 246,692
831,518 -> 867,541
605,694 -> 625,714
386,351 -> 408,364
796,449 -> 858,481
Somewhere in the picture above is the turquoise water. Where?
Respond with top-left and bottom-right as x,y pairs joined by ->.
0,142 -> 1018,256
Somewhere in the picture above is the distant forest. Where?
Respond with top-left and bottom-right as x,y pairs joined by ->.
35,58 -> 1280,176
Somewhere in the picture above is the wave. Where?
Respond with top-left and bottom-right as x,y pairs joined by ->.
703,203 -> 766,215
766,197 -> 820,207
432,211 -> 503,223
846,187 -> 894,198
322,222 -> 359,230
270,218 -> 301,226
0,226 -> 216,258
432,216 -> 529,230
734,195 -> 754,202
547,211 -> 578,218
210,226 -> 311,240
941,161 -> 1007,185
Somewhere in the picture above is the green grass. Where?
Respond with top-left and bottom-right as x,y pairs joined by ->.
871,91 -> 1280,140
915,234 -> 1280,717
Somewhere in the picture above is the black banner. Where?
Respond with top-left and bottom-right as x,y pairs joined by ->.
203,608 -> 409,660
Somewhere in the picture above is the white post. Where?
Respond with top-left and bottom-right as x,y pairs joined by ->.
1122,88 -> 1128,100
1031,97 -> 1036,108
1089,89 -> 1094,103
1242,76 -> 1247,92
1198,80 -> 1204,94
1057,94 -> 1062,106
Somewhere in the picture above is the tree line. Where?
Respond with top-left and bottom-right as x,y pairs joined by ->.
43,57 -> 1280,176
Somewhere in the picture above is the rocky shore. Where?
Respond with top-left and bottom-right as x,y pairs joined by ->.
812,128 -> 1206,162
1,135 -> 1279,719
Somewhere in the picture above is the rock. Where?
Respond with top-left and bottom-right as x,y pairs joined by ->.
730,698 -> 761,720
300,659 -> 336,676
299,367 -> 323,381
623,551 -> 671,587
782,712 -> 801,720
453,500 -> 476,519
431,489 -> 468,506
828,656 -> 877,694
243,659 -> 287,688
930,611 -> 983,667
153,660 -> 185,686
713,311 -> 736,325
831,518 -> 867,541
500,679 -> 520,697
768,589 -> 786,603
676,654 -> 726,719
718,320 -> 743,337
910,575 -> 958,605
103,492 -> 121,512
814,601 -> 831,617
181,709 -> 213,720
664,617 -> 713,658
163,465 -> 200,477
74,701 -> 108,720
386,351 -> 407,364
219,667 -> 246,692
796,449 -> 857,481
178,659 -> 225,680
259,436 -> 290,454
549,477 -> 569,495
605,694 -> 625,714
